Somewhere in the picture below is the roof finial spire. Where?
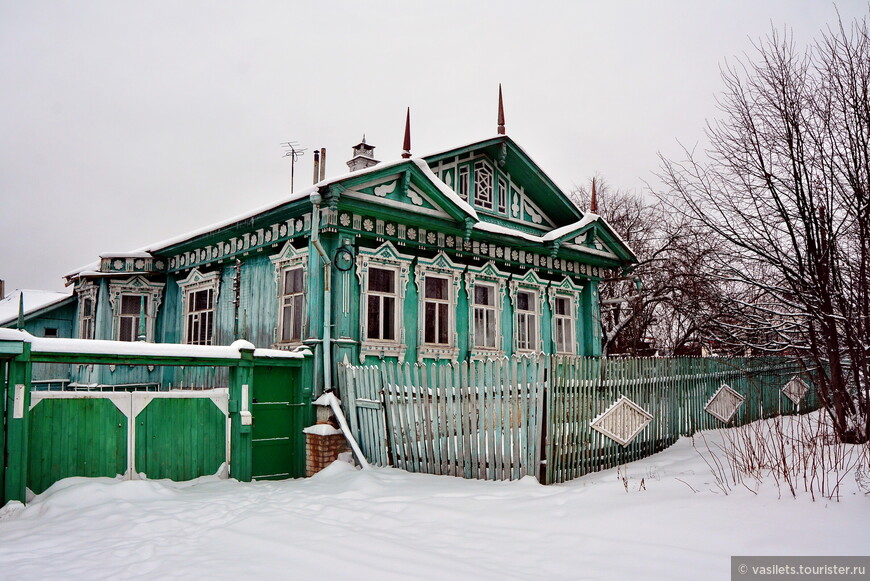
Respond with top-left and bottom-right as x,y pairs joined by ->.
401,107 -> 412,159
497,84 -> 506,135
590,177 -> 598,214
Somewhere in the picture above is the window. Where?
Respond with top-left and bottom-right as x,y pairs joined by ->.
423,276 -> 450,345
357,242 -> 413,363
79,295 -> 95,339
473,282 -> 498,350
474,162 -> 493,209
497,177 -> 507,214
186,287 -> 215,345
178,268 -> 220,346
516,290 -> 537,351
271,242 -> 308,348
366,267 -> 397,341
107,276 -> 164,342
119,294 -> 145,342
458,166 -> 470,201
554,296 -> 574,354
415,251 -> 461,362
280,267 -> 305,343
43,328 -> 58,338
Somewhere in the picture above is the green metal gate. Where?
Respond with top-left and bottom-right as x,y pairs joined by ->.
251,366 -> 305,480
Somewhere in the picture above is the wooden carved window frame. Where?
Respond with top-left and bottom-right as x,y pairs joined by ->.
548,277 -> 584,355
415,251 -> 462,363
107,275 -> 164,342
75,282 -> 98,340
271,242 -> 309,349
464,261 -> 509,360
356,241 -> 413,363
509,270 -> 547,354
178,268 -> 221,346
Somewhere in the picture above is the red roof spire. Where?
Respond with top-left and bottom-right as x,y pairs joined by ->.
590,177 -> 598,213
401,107 -> 411,159
497,84 -> 505,135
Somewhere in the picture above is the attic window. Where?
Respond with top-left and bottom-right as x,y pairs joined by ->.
43,328 -> 58,338
474,162 -> 493,209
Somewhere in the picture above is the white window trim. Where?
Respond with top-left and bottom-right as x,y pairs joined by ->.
356,241 -> 413,363
271,242 -> 309,348
107,276 -> 164,342
415,251 -> 462,363
464,260 -> 509,360
178,268 -> 221,346
547,277 -> 585,356
509,270 -> 547,354
75,282 -> 98,340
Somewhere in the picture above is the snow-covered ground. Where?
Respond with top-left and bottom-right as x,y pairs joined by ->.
0,413 -> 866,580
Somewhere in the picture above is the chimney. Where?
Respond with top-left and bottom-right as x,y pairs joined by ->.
0,279 -> 4,300
347,135 -> 380,172
312,150 -> 321,184
319,147 -> 327,181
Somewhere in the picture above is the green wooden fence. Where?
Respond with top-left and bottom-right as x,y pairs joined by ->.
1,332 -> 313,505
338,355 -> 818,484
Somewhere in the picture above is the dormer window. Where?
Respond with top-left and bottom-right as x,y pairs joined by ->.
474,161 -> 493,209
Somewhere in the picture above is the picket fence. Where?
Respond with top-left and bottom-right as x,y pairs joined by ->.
338,355 -> 817,484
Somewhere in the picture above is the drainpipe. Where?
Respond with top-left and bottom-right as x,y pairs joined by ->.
309,192 -> 332,393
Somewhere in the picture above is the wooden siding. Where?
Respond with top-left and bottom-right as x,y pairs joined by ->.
27,397 -> 128,494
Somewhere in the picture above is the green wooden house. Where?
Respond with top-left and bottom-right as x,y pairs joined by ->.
51,110 -> 637,394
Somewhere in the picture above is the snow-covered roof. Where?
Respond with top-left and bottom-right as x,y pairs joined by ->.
64,135 -> 635,280
0,329 -> 311,359
0,290 -> 74,327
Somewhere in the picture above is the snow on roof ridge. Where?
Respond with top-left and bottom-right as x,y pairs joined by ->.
409,158 -> 478,220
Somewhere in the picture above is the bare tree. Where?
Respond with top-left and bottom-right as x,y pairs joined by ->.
571,180 -> 730,356
659,12 -> 870,443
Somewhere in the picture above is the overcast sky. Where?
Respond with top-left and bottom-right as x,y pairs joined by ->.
1,1 -> 865,293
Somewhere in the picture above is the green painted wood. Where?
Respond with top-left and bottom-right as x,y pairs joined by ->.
27,397 -> 127,495
134,397 -> 226,480
0,360 -> 6,502
5,350 -> 32,503
251,366 -> 304,480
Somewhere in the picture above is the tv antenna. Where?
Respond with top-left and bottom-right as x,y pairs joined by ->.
281,141 -> 307,193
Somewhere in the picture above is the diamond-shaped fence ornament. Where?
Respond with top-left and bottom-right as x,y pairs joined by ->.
590,395 -> 653,447
704,383 -> 745,423
782,376 -> 809,405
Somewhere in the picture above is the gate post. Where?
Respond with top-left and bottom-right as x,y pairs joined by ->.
4,343 -> 32,503
229,345 -> 254,482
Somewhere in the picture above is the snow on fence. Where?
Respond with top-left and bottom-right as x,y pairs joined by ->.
338,355 -> 818,485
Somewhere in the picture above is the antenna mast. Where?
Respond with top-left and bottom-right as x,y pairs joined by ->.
281,141 -> 307,193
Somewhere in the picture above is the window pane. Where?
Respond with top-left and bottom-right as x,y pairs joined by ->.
474,309 -> 485,346
368,268 -> 394,293
367,295 -> 381,340
119,317 -> 134,342
475,284 -> 494,306
82,298 -> 93,317
424,302 -> 436,343
194,289 -> 210,311
437,303 -> 449,344
293,295 -> 303,340
121,295 -> 141,315
556,297 -> 569,316
281,305 -> 294,341
425,277 -> 447,300
517,291 -> 529,311
383,297 -> 395,340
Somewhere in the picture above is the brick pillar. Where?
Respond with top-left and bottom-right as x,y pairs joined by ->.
304,424 -> 350,477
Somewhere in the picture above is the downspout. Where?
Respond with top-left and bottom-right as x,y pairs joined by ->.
310,192 -> 332,393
